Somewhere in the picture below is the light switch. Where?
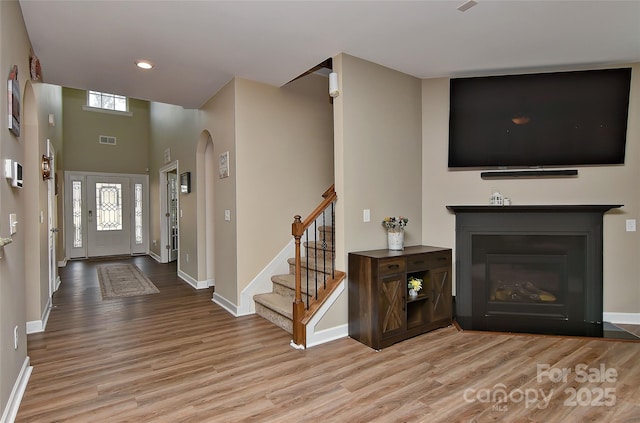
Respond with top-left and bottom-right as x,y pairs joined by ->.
225,210 -> 231,221
4,159 -> 12,178
626,219 -> 636,232
363,209 -> 371,222
9,213 -> 18,235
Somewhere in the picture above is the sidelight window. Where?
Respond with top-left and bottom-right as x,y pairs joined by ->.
72,181 -> 83,248
134,183 -> 143,244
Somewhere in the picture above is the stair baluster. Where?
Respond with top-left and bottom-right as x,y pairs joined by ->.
291,185 -> 340,347
254,185 -> 343,348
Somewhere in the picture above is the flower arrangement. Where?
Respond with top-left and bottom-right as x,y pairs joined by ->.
408,276 -> 423,293
382,216 -> 408,232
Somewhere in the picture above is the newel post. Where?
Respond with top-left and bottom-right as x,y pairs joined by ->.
291,215 -> 306,347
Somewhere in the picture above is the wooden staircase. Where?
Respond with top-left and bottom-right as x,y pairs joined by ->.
253,225 -> 335,335
253,185 -> 344,348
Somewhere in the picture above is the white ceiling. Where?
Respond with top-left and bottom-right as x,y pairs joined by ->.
19,1 -> 640,109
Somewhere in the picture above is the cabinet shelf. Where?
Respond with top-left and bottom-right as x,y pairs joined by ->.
407,293 -> 429,303
348,245 -> 453,349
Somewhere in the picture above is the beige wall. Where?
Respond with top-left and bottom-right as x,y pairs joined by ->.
148,75 -> 333,307
327,53 -> 423,330
148,101 -> 202,275
197,80 -> 237,300
339,54 -> 423,255
0,0 -> 32,416
24,83 -> 63,327
422,63 -> 640,314
62,88 -> 150,174
148,83 -> 235,296
234,75 -> 334,300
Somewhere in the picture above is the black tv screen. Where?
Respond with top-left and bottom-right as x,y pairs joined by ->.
448,68 -> 632,168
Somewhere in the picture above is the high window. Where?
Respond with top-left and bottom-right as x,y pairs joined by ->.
87,91 -> 127,112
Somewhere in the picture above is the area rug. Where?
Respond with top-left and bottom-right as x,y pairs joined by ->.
97,264 -> 160,299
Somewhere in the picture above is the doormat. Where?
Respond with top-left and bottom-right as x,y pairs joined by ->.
97,264 -> 160,299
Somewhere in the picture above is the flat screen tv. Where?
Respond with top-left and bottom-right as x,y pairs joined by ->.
448,68 -> 632,168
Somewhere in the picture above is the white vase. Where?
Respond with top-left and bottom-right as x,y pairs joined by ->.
387,230 -> 404,251
409,288 -> 418,298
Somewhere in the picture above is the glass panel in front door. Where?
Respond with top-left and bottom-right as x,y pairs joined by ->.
95,183 -> 123,231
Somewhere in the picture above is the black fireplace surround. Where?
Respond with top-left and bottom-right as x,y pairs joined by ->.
447,205 -> 621,337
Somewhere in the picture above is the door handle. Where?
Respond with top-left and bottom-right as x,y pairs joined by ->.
88,210 -> 93,217
50,228 -> 59,233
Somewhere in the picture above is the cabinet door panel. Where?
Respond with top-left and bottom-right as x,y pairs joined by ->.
430,266 -> 452,322
380,275 -> 406,337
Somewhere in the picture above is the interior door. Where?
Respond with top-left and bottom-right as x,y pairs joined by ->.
87,175 -> 131,257
47,141 -> 58,296
167,172 -> 178,262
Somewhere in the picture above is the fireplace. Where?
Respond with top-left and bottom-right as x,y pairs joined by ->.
447,205 -> 621,337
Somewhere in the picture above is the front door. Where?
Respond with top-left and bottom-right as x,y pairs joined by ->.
65,172 -> 148,258
87,175 -> 131,257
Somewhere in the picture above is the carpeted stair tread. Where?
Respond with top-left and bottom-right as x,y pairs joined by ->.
252,223 -> 337,335
304,240 -> 334,249
254,292 -> 294,334
316,226 -> 335,241
253,292 -> 293,319
271,273 -> 324,297
287,256 -> 335,274
303,241 -> 335,258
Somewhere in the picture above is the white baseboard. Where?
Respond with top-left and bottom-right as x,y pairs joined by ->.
26,297 -> 52,334
212,292 -> 239,316
305,280 -> 348,348
57,258 -> 67,267
306,323 -> 349,349
26,320 -> 43,334
177,269 -> 209,289
1,357 -> 32,423
603,312 -> 640,325
54,276 -> 61,292
148,250 -> 162,263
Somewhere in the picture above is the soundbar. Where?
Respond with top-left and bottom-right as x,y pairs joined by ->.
480,169 -> 578,179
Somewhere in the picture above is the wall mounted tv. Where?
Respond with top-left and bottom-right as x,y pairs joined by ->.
448,67 -> 632,169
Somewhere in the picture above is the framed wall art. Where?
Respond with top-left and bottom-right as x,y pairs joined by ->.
29,49 -> 43,82
41,155 -> 52,180
219,151 -> 229,178
180,172 -> 191,194
7,65 -> 20,137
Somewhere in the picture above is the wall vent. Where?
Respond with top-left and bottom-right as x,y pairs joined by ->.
99,135 -> 116,145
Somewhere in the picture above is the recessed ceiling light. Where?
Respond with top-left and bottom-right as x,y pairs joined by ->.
457,0 -> 478,12
135,60 -> 153,70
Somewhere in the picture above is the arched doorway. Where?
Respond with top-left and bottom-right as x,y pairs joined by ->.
196,131 -> 215,287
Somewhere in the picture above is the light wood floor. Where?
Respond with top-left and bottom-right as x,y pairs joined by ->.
17,256 -> 640,422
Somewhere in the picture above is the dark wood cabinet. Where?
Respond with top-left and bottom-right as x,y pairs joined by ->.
348,245 -> 452,349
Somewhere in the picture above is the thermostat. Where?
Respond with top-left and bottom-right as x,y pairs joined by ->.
4,159 -> 23,188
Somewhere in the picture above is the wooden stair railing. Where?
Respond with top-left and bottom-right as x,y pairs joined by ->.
291,184 -> 344,348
